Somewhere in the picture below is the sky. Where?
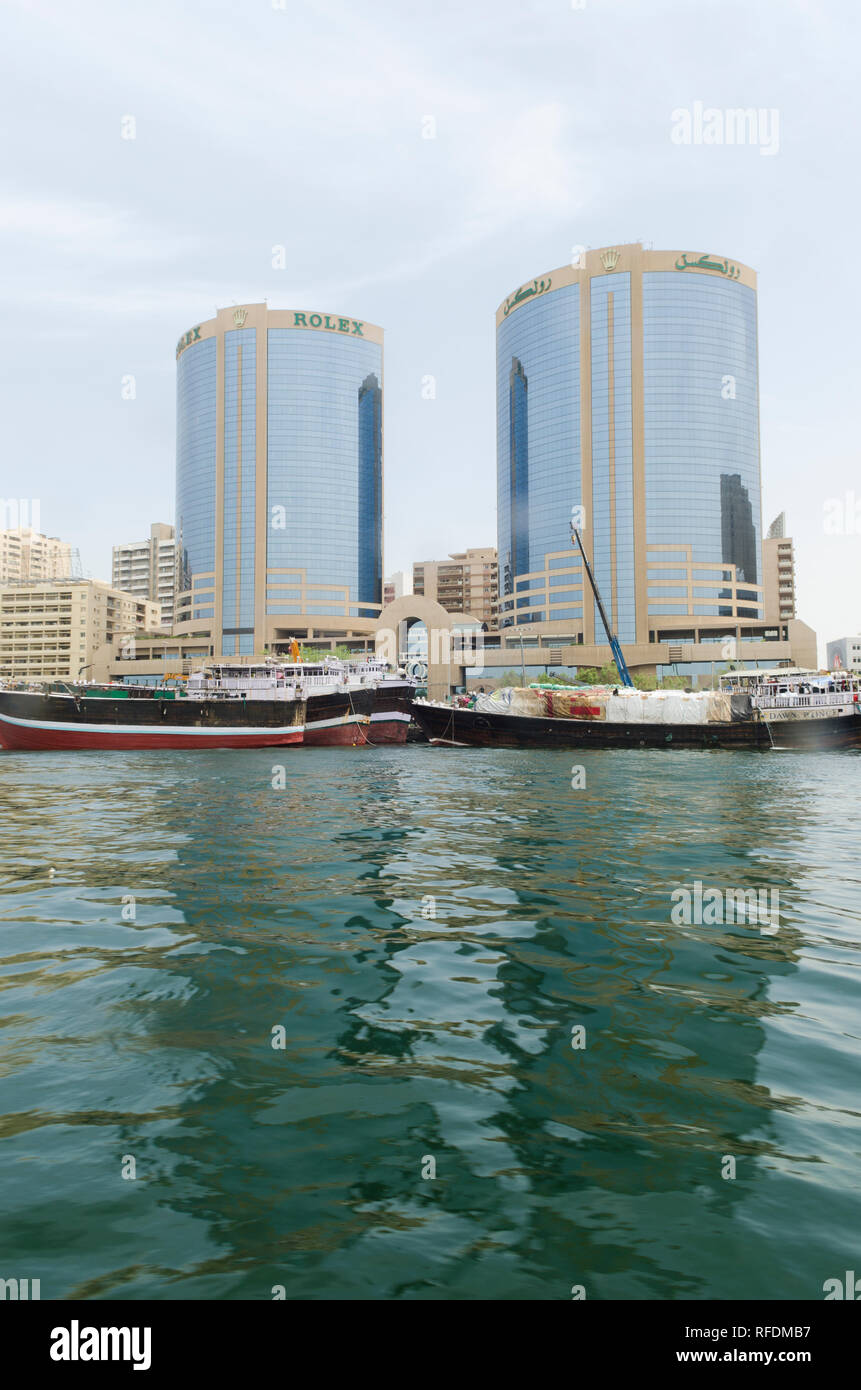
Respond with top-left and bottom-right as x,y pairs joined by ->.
1,0 -> 859,660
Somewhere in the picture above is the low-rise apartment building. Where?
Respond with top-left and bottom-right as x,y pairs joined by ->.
0,527 -> 73,584
762,513 -> 797,623
112,522 -> 176,628
0,580 -> 161,683
413,547 -> 497,626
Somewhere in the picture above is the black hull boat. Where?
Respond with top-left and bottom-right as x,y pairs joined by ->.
432,528 -> 861,754
293,679 -> 414,746
186,659 -> 414,747
411,700 -> 770,750
0,656 -> 418,754
0,684 -> 415,753
0,687 -> 305,751
303,687 -> 375,745
720,669 -> 861,750
366,678 -> 415,744
761,711 -> 861,749
773,717 -> 861,750
412,679 -> 861,752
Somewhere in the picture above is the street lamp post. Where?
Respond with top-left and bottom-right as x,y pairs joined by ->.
514,628 -> 525,688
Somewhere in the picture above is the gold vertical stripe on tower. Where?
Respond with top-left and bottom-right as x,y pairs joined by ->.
579,269 -> 594,645
607,293 -> 617,632
214,329 -> 224,651
379,334 -> 385,625
254,315 -> 268,652
630,247 -> 647,643
235,343 -> 242,645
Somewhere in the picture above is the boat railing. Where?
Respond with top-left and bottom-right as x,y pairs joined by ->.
753,691 -> 855,709
189,671 -> 379,695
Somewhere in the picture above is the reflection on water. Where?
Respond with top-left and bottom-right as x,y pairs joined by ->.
0,747 -> 859,1300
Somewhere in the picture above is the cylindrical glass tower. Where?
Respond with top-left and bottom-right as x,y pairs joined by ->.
175,304 -> 383,655
496,244 -> 761,645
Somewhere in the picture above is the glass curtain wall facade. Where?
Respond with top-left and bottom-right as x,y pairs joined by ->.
496,245 -> 762,643
508,357 -> 530,588
222,327 -> 257,654
497,283 -> 582,630
266,331 -> 383,631
175,305 -> 384,655
590,272 -> 635,642
642,271 -> 760,621
357,373 -> 383,618
176,337 -> 217,613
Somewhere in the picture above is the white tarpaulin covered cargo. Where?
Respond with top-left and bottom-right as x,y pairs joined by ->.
473,685 -> 733,725
605,690 -> 732,724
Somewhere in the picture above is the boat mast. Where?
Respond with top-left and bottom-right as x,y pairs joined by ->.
570,523 -> 634,688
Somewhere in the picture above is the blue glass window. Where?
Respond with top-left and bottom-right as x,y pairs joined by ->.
267,330 -> 383,620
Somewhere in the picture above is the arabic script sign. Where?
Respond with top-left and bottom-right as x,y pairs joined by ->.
502,276 -> 553,317
675,253 -> 741,280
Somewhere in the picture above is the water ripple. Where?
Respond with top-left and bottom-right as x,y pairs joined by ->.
0,746 -> 859,1300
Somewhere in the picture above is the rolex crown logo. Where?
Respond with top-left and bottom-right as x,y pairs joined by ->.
600,248 -> 620,271
233,307 -> 247,327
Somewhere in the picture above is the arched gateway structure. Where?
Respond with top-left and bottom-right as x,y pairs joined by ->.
372,595 -> 483,700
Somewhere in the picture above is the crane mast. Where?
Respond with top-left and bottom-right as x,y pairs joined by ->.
570,524 -> 635,688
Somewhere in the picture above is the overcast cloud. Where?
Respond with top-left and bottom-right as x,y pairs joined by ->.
1,0 -> 858,657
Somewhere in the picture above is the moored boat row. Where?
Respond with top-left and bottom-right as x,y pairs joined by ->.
3,660 -> 858,754
0,657 -> 415,751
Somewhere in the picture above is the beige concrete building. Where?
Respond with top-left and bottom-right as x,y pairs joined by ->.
173,302 -> 384,658
464,619 -> 818,690
112,522 -> 176,628
90,591 -> 818,698
762,513 -> 797,623
94,633 -> 214,684
0,580 -> 160,683
413,548 -> 498,626
0,528 -> 73,584
369,593 -> 817,699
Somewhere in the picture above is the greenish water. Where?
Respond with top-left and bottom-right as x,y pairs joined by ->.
0,746 -> 859,1301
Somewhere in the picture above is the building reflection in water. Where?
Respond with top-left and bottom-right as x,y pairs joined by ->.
0,748 -> 845,1300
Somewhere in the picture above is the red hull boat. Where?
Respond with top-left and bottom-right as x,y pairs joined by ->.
0,687 -> 305,752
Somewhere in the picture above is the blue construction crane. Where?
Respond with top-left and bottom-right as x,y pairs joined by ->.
571,523 -> 634,688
